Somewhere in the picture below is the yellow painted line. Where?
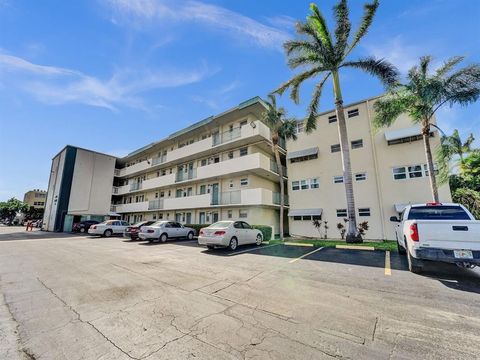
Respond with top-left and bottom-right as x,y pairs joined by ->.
335,245 -> 375,251
289,247 -> 324,264
284,242 -> 314,247
384,251 -> 391,276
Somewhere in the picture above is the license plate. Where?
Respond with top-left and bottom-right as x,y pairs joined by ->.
454,250 -> 473,259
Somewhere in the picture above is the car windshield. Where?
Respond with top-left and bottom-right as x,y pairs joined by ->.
152,221 -> 167,226
132,222 -> 146,227
407,206 -> 470,220
208,221 -> 232,228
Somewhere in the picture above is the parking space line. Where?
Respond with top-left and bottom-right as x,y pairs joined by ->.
335,245 -> 375,251
385,251 -> 391,276
284,242 -> 314,247
229,243 -> 279,256
289,247 -> 324,264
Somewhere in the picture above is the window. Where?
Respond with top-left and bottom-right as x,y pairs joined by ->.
293,216 -> 302,221
336,209 -> 348,217
241,222 -> 251,229
407,205 -> 470,220
310,178 -> 319,189
201,159 -> 207,166
156,171 -> 160,177
292,181 -> 300,191
240,178 -> 249,186
227,210 -> 232,219
239,147 -> 248,156
155,192 -> 159,198
358,208 -> 371,217
328,114 -> 337,123
199,185 -> 206,195
234,222 -> 243,229
160,191 -> 164,197
331,144 -> 341,153
153,214 -> 157,220
347,108 -> 359,118
333,176 -> 344,184
228,151 -> 234,159
295,122 -> 304,134
387,132 -> 434,146
351,139 -> 363,149
355,172 -> 367,181
302,215 -> 312,221
239,210 -> 248,218
408,165 -> 423,178
240,120 -> 248,127
300,180 -> 309,190
312,215 -> 321,220
393,166 -> 407,180
290,153 -> 318,163
229,181 -> 234,189
176,189 -> 183,198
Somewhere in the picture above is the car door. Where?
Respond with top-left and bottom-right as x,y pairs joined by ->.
241,222 -> 255,243
233,221 -> 246,244
174,222 -> 184,238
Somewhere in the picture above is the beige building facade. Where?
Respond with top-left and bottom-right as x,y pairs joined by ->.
286,96 -> 452,241
111,97 -> 285,237
23,189 -> 47,208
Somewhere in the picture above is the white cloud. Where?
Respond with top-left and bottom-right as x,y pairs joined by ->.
0,52 -> 216,110
105,0 -> 291,51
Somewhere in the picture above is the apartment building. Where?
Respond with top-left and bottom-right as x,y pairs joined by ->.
23,189 -> 47,208
286,96 -> 452,241
109,97 -> 285,236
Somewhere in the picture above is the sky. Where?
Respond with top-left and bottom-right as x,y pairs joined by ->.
0,0 -> 479,201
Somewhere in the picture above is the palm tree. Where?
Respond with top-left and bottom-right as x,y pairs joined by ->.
437,129 -> 475,184
273,0 -> 398,242
262,94 -> 298,240
374,56 -> 480,202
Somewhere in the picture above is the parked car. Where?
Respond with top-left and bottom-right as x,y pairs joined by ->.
72,220 -> 99,233
391,202 -> 480,273
198,221 -> 263,250
124,221 -> 155,240
88,220 -> 130,237
138,221 -> 195,243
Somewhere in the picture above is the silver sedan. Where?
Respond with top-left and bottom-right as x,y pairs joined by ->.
198,221 -> 263,250
138,221 -> 195,243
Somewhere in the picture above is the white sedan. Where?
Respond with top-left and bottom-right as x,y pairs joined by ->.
138,221 -> 195,242
198,221 -> 263,250
88,220 -> 130,237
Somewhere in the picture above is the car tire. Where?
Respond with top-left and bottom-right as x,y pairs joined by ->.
229,237 -> 238,251
160,233 -> 168,243
187,232 -> 194,240
407,250 -> 422,274
255,234 -> 262,246
207,245 -> 215,250
397,240 -> 406,255
104,229 -> 112,238
80,228 -> 85,233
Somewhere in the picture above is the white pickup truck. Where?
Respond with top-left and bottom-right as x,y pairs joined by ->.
391,203 -> 480,273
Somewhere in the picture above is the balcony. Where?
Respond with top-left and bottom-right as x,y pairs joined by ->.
130,182 -> 142,191
270,160 -> 288,177
110,205 -> 117,212
217,191 -> 241,205
175,169 -> 197,182
148,198 -> 164,210
163,193 -> 211,210
114,169 -> 121,176
272,192 -> 289,206
151,155 -> 167,166
115,201 -> 149,213
212,127 -> 242,146
112,186 -> 119,194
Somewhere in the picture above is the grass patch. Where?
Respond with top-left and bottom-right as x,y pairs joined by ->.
268,239 -> 397,252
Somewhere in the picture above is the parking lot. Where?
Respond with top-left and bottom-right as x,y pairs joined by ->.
1,227 -> 480,359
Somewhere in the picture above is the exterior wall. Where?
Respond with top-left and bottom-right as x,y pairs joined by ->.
68,148 -> 116,215
43,149 -> 67,232
23,190 -> 47,208
287,97 -> 451,240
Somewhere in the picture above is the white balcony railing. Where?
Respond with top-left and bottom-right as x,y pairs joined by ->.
148,198 -> 164,210
129,182 -> 142,191
115,202 -> 149,213
112,186 -> 119,194
175,169 -> 197,182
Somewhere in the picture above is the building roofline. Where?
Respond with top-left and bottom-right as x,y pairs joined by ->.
51,145 -> 117,160
122,96 -> 267,160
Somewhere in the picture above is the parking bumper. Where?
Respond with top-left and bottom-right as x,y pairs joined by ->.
414,247 -> 480,264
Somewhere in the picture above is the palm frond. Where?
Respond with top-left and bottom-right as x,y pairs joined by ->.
307,3 -> 334,52
288,54 -> 323,69
443,64 -> 480,106
372,90 -> 416,129
306,73 -> 330,132
420,56 -> 432,78
435,56 -> 464,78
333,0 -> 351,57
342,57 -> 399,87
272,67 -> 326,103
464,133 -> 475,150
347,0 -> 379,54
284,39 -> 320,57
278,120 -> 298,141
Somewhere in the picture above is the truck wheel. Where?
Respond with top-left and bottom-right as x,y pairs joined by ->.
397,240 -> 406,255
407,251 -> 422,273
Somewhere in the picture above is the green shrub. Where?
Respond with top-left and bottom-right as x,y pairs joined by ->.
184,224 -> 211,235
252,225 -> 272,241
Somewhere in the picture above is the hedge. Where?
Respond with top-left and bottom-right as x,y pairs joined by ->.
185,223 -> 272,240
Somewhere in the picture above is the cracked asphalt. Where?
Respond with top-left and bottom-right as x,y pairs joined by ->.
1,227 -> 480,359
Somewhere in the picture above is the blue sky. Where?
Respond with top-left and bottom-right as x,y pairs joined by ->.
1,0 -> 479,201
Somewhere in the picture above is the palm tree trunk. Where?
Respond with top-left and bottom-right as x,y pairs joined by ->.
332,71 -> 359,243
274,145 -> 284,241
423,122 -> 439,202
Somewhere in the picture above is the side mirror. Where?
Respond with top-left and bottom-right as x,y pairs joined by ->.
389,216 -> 400,222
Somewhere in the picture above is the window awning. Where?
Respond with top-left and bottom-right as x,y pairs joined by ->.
384,126 -> 422,141
394,204 -> 409,212
287,147 -> 319,160
288,208 -> 323,216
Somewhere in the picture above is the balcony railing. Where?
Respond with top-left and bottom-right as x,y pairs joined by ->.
148,199 -> 164,210
151,155 -> 167,166
218,191 -> 241,205
175,169 -> 197,182
212,127 -> 242,146
272,192 -> 289,206
129,182 -> 142,191
270,160 -> 288,177
114,169 -> 120,176
278,137 -> 286,150
110,205 -> 117,212
112,186 -> 119,194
